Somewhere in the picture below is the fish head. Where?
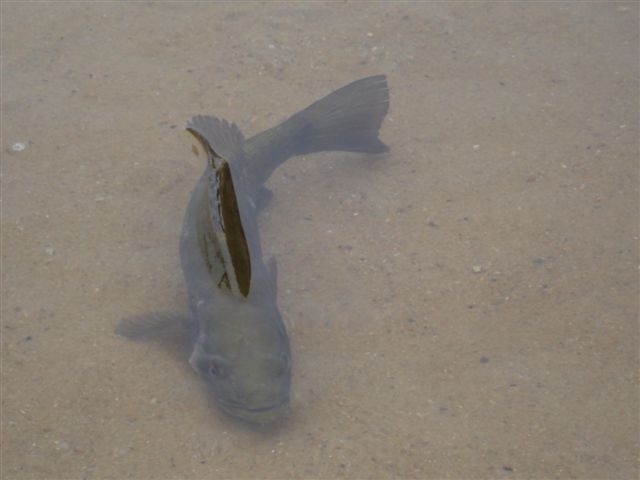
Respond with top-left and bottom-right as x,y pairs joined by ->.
188,294 -> 291,425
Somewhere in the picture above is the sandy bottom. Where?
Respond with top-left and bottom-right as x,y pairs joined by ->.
2,3 -> 638,479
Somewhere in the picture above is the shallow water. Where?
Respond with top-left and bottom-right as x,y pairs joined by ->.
2,3 -> 638,479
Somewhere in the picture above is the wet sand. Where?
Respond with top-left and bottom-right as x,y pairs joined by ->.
2,2 -> 638,479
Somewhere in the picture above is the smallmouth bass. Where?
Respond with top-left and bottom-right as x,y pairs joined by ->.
118,75 -> 390,424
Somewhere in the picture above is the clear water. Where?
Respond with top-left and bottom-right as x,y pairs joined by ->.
2,3 -> 638,478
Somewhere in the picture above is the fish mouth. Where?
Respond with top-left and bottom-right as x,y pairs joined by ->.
218,398 -> 289,424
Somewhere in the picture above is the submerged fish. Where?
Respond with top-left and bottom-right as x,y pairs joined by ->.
118,75 -> 390,424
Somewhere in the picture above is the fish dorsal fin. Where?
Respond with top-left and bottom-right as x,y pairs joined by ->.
187,117 -> 251,298
186,115 -> 244,161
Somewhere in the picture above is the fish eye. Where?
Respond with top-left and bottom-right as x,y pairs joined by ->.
207,357 -> 226,378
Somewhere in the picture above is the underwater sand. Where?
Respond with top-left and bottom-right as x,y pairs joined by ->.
2,2 -> 638,478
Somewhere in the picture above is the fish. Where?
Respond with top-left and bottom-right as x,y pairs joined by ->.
117,75 -> 390,424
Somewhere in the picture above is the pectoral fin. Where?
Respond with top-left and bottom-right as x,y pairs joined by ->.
116,312 -> 189,341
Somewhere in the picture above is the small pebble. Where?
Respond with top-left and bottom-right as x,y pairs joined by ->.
11,142 -> 26,152
45,247 -> 55,256
54,440 -> 69,450
472,265 -> 482,273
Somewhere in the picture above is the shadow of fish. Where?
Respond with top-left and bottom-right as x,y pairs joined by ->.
118,75 -> 390,424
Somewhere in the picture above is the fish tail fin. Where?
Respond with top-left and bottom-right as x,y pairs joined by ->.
288,75 -> 390,156
246,76 -> 389,186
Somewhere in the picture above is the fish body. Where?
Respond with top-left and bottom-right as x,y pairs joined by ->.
119,76 -> 390,424
180,118 -> 291,424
